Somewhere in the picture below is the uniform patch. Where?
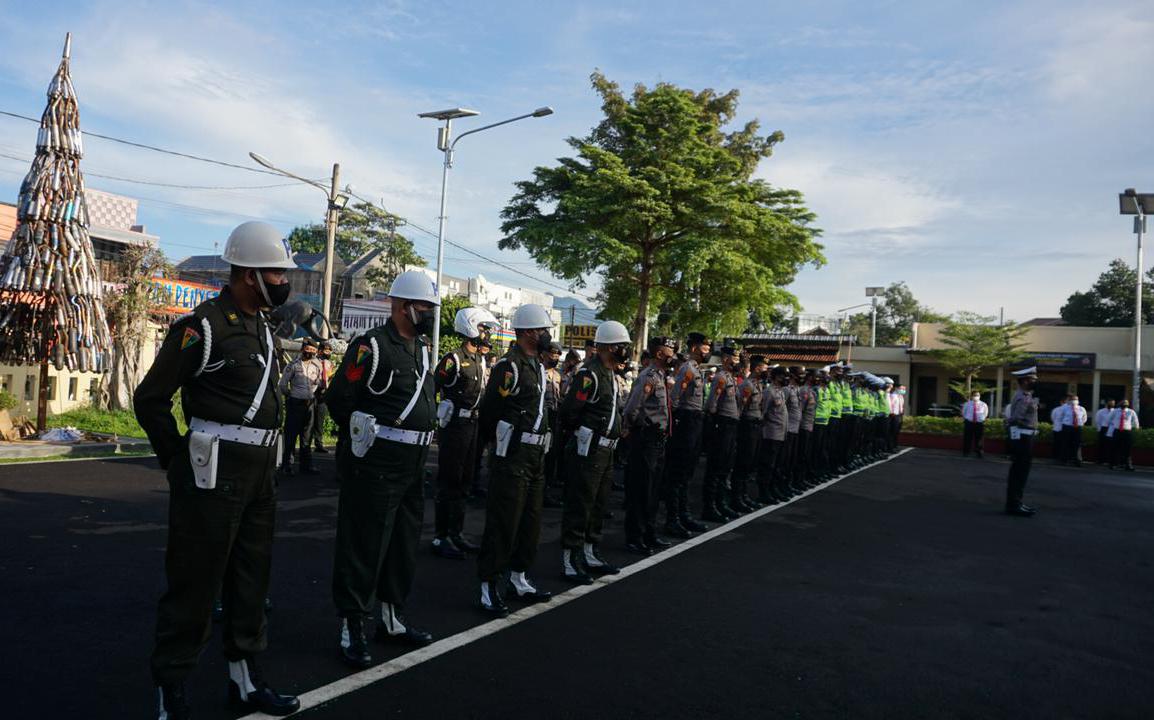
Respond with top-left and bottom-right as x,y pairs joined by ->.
224,310 -> 240,326
355,345 -> 371,366
498,370 -> 515,397
643,382 -> 654,396
180,327 -> 201,350
575,374 -> 593,402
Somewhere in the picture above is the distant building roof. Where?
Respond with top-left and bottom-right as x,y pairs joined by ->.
293,251 -> 327,269
1023,318 -> 1067,326
343,248 -> 381,278
175,255 -> 230,273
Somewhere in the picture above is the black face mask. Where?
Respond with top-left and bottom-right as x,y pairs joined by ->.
536,330 -> 553,353
611,345 -> 630,363
255,272 -> 291,307
545,358 -> 559,368
407,303 -> 437,336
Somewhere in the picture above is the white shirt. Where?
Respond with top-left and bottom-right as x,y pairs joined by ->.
1051,404 -> 1067,432
1094,408 -> 1112,430
1107,408 -> 1140,436
1061,403 -> 1087,428
962,400 -> 988,422
887,391 -> 905,415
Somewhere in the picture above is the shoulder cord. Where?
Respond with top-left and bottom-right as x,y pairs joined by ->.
365,337 -> 395,397
193,317 -> 225,376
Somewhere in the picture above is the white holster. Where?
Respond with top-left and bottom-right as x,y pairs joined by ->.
437,400 -> 455,429
495,420 -> 515,458
543,431 -> 552,454
575,426 -> 595,457
349,411 -> 379,458
188,430 -> 220,490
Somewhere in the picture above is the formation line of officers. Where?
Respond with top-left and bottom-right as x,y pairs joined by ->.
134,222 -> 908,720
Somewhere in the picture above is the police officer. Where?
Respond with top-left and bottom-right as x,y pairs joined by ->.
327,270 -> 439,669
1005,366 -> 1040,517
560,321 -> 631,574
311,340 -> 333,454
796,368 -> 817,488
476,304 -> 556,615
732,355 -> 767,512
624,335 -> 678,544
758,365 -> 789,503
665,332 -> 712,532
431,307 -> 499,560
542,341 -> 566,509
134,221 -> 299,719
278,337 -> 323,475
782,367 -> 802,494
703,345 -> 742,522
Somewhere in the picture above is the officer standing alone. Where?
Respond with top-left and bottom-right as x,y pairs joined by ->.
327,270 -> 439,669
1005,367 -> 1040,517
134,221 -> 299,719
279,338 -> 323,476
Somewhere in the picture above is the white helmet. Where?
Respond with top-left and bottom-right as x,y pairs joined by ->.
388,270 -> 441,305
510,303 -> 552,330
221,221 -> 296,269
594,320 -> 631,345
454,307 -> 499,337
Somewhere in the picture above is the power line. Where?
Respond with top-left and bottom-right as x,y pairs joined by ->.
0,108 -> 293,177
0,151 -> 310,190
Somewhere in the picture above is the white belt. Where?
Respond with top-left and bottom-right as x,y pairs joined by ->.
598,436 -> 618,449
375,426 -> 434,446
189,417 -> 279,448
521,431 -> 547,446
458,408 -> 478,419
1017,429 -> 1036,436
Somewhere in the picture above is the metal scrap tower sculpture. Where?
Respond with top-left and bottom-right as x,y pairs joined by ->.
0,34 -> 112,430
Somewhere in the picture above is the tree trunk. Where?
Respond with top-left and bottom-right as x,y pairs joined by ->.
965,374 -> 973,396
631,245 -> 655,361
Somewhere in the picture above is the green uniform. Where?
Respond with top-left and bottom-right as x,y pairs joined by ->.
476,343 -> 550,582
134,287 -> 282,685
559,356 -> 623,550
327,319 -> 435,619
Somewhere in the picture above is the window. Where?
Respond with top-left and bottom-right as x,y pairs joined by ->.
67,378 -> 78,402
46,376 -> 57,401
1,374 -> 10,393
24,375 -> 34,401
89,379 -> 100,401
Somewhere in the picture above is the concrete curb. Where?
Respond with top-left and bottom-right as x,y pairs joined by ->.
0,436 -> 152,460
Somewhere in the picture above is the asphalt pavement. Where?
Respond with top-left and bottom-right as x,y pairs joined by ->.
1,447 -> 1152,719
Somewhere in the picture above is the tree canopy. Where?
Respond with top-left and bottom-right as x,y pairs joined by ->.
843,282 -> 946,345
931,312 -> 1028,395
287,201 -> 424,288
1059,258 -> 1154,327
499,72 -> 824,349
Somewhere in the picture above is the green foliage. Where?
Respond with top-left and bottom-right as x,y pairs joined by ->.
899,416 -> 1154,448
287,202 -> 425,288
436,295 -> 472,357
0,390 -> 16,411
931,312 -> 1028,394
1059,258 -> 1154,326
947,380 -> 997,399
50,406 -> 146,437
844,282 -> 946,345
500,71 -> 824,346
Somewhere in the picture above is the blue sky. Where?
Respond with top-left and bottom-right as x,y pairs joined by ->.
0,0 -> 1150,322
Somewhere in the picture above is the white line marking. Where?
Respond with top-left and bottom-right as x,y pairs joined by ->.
242,447 -> 915,718
0,451 -> 155,466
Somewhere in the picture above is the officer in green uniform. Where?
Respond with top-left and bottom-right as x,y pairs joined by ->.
560,320 -> 631,576
476,303 -> 556,616
327,269 -> 439,669
431,306 -> 499,560
134,221 -> 300,720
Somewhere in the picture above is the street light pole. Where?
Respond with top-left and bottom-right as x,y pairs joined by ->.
249,153 -> 348,337
418,106 -> 554,363
1120,189 -> 1154,413
871,296 -> 878,348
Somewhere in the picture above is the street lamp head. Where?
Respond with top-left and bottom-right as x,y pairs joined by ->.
865,286 -> 885,297
532,106 -> 555,117
418,107 -> 480,121
249,151 -> 273,169
1119,189 -> 1154,215
332,194 -> 350,210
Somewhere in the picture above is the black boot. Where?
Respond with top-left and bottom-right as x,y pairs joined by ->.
157,683 -> 190,720
227,657 -> 300,716
373,603 -> 434,647
663,518 -> 692,539
431,536 -> 465,559
339,616 -> 373,669
680,513 -> 708,532
561,548 -> 594,584
480,580 -> 510,616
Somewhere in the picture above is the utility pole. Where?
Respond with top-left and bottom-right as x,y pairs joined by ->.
321,163 -> 340,338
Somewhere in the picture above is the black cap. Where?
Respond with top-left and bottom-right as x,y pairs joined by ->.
301,338 -> 317,349
548,341 -> 562,353
686,332 -> 710,346
769,365 -> 787,377
720,345 -> 738,357
649,335 -> 677,351
750,354 -> 767,365
585,339 -> 597,348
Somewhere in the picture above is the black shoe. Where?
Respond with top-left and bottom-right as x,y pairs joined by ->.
314,446 -> 329,453
717,502 -> 740,520
450,534 -> 479,554
542,494 -> 564,509
278,464 -> 295,477
510,576 -> 554,602
644,534 -> 672,549
157,683 -> 190,720
340,616 -> 373,669
479,583 -> 510,617
625,540 -> 653,556
680,515 -> 708,532
227,673 -> 300,715
1004,504 -> 1036,517
662,521 -> 692,539
374,624 -> 434,647
583,547 -> 621,575
432,537 -> 465,559
603,510 -> 615,520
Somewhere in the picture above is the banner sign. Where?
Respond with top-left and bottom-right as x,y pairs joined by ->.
341,300 -> 392,337
1012,352 -> 1096,370
563,324 -> 598,346
149,278 -> 219,315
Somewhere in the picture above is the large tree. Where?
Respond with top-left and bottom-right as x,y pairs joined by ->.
287,201 -> 424,288
1059,258 -> 1154,327
844,282 -> 946,345
103,244 -> 171,411
931,312 -> 1028,395
500,72 -> 824,348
